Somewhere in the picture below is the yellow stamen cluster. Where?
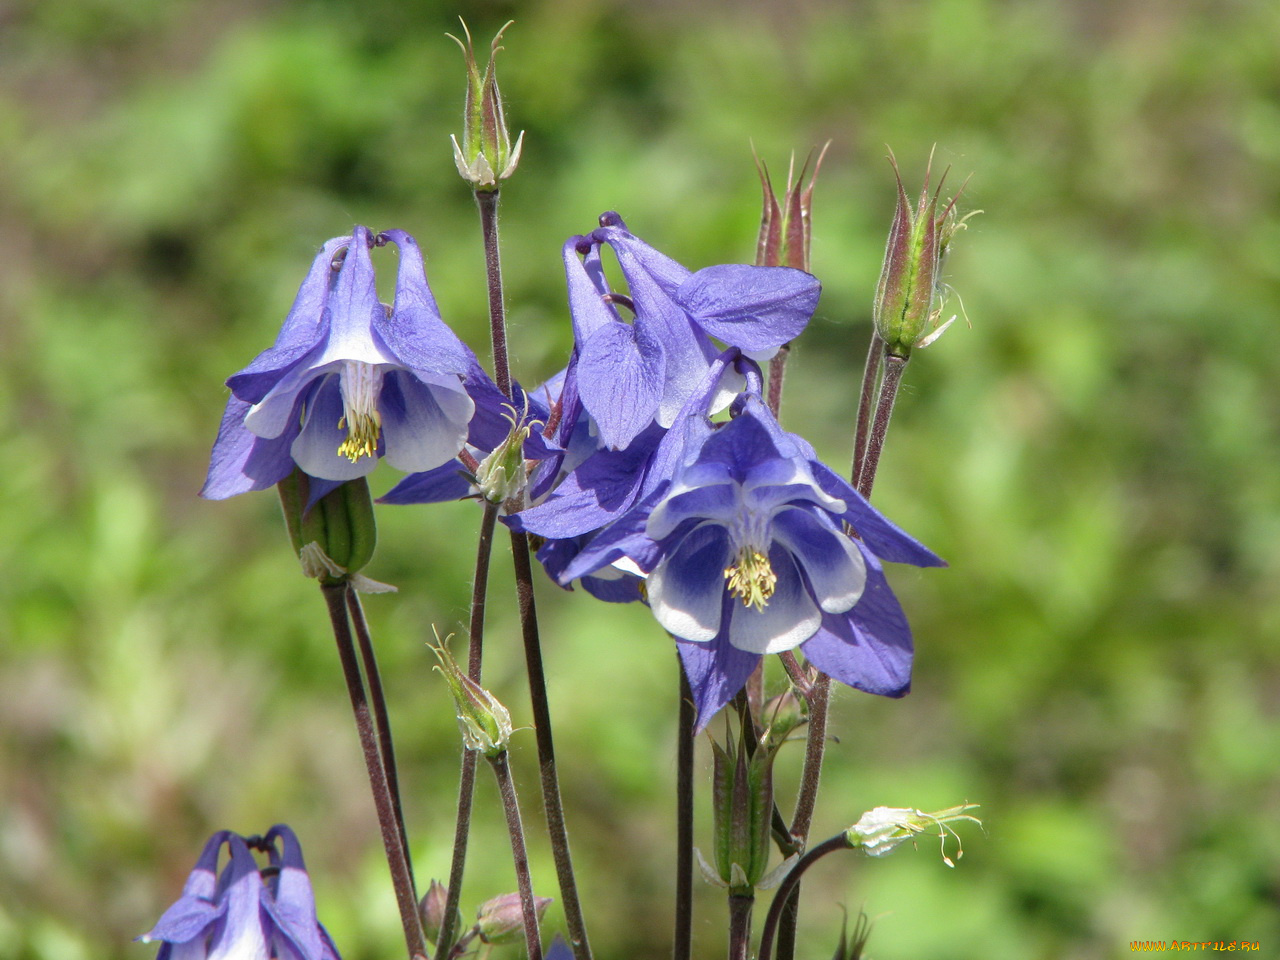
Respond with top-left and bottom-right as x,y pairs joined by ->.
724,548 -> 777,611
337,410 -> 382,462
336,361 -> 384,462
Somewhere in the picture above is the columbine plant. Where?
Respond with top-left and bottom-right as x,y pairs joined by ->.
153,21 -> 980,960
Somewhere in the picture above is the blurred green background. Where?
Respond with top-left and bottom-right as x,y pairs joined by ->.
2,0 -> 1278,957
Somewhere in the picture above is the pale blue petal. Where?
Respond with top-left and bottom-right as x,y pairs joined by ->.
241,348 -> 337,440
576,319 -> 666,450
645,480 -> 736,540
318,226 -> 386,365
262,825 -> 325,960
376,230 -> 476,377
724,546 -> 820,654
772,507 -> 866,614
207,837 -> 270,960
290,376 -> 377,482
379,373 -> 473,473
648,522 -> 731,643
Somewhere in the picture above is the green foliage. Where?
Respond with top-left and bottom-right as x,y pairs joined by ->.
1,1 -> 1278,958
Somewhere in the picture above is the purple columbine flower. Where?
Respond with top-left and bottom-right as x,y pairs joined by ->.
137,828 -> 340,960
550,367 -> 944,729
202,227 -> 481,499
564,213 -> 821,451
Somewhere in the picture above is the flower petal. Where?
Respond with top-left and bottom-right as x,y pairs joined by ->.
290,375 -> 378,481
227,236 -> 349,404
644,479 -> 736,540
676,626 -> 761,734
376,230 -> 477,377
262,825 -> 325,960
805,455 -> 945,568
576,320 -> 666,451
201,397 -> 297,500
673,263 -> 820,352
598,225 -> 720,429
138,832 -> 230,945
771,506 -> 866,614
207,836 -> 270,960
379,460 -> 474,505
799,546 -> 913,698
556,486 -> 669,582
647,522 -> 732,643
724,546 -> 821,654
317,227 -> 388,367
564,238 -> 620,344
511,424 -> 666,540
379,373 -> 473,473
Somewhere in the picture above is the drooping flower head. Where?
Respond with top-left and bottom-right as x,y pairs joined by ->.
202,228 -> 481,499
137,828 -> 340,960
563,213 -> 821,451
541,355 -> 944,728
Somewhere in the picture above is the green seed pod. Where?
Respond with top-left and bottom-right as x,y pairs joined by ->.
277,470 -> 378,583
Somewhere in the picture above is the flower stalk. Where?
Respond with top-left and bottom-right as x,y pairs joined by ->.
488,751 -> 544,960
437,501 -> 500,959
320,582 -> 427,960
473,176 -> 593,960
674,660 -> 695,960
345,589 -> 414,893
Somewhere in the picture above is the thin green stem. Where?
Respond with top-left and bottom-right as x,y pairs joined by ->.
851,334 -> 884,484
856,354 -> 907,500
438,502 -> 500,959
345,589 -> 415,899
674,659 -> 695,960
320,583 -> 427,960
757,833 -> 852,960
488,751 -> 543,960
510,530 -> 593,960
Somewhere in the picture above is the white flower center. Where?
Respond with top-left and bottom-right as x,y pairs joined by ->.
337,361 -> 385,462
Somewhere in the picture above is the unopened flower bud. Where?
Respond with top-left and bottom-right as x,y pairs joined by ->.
709,723 -> 782,892
277,470 -> 378,583
831,909 -> 874,960
420,879 -> 458,946
761,688 -> 806,751
429,636 -> 512,757
754,144 -> 829,272
873,150 -> 972,359
847,803 -> 981,867
449,20 -> 524,190
475,892 -> 552,945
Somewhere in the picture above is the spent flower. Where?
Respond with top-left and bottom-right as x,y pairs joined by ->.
430,634 -> 513,757
449,20 -> 523,189
754,144 -> 829,272
847,803 -> 982,867
872,150 -> 973,359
